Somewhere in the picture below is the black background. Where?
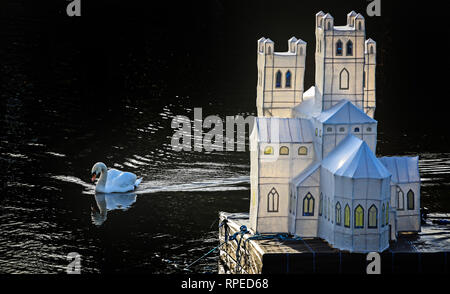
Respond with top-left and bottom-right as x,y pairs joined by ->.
1,0 -> 447,139
0,0 -> 449,281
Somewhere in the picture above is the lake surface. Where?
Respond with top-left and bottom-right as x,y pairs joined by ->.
1,1 -> 449,274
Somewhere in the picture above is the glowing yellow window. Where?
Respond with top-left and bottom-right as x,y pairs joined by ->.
397,187 -> 404,210
264,146 -> 273,155
354,205 -> 364,228
344,205 -> 350,228
280,146 -> 289,155
368,205 -> 377,228
335,202 -> 341,225
298,146 -> 308,155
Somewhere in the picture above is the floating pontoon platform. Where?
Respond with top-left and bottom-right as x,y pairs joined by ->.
218,212 -> 450,274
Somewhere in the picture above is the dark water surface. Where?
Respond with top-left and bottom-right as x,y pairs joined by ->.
1,1 -> 449,273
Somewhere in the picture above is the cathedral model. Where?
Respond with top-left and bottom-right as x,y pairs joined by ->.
249,11 -> 421,253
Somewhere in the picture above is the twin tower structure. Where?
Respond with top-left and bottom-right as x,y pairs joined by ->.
249,11 -> 421,253
256,11 -> 376,119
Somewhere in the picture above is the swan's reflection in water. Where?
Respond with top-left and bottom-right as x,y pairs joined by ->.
91,192 -> 137,226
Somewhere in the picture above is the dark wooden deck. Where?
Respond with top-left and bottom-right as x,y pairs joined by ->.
218,212 -> 450,274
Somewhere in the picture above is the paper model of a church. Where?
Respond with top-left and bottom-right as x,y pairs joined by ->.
249,11 -> 421,253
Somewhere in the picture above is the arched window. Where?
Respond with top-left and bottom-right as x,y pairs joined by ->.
275,71 -> 282,88
289,192 -> 296,214
368,205 -> 378,228
339,68 -> 349,89
346,40 -> 353,56
397,187 -> 404,210
268,47 -> 272,55
339,127 -> 345,132
299,47 -> 303,56
327,127 -> 332,132
298,146 -> 308,155
344,204 -> 351,228
358,22 -> 362,30
264,146 -> 273,155
320,19 -> 323,27
319,40 -> 322,52
335,202 -> 341,225
280,146 -> 289,155
407,190 -> 415,210
381,203 -> 385,227
327,198 -> 331,221
327,22 -> 331,30
324,197 -> 327,219
370,46 -> 374,54
354,205 -> 364,228
267,187 -> 279,212
285,70 -> 292,88
354,127 -> 360,132
386,202 -> 389,225
336,40 -> 343,56
367,127 -> 372,132
303,193 -> 315,216
319,193 -> 323,216
363,71 -> 366,88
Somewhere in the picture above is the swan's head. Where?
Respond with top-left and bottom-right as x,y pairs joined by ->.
91,162 -> 107,182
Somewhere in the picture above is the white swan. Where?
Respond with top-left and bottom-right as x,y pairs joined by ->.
91,162 -> 142,193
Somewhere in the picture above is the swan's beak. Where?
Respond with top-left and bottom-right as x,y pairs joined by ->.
91,173 -> 97,183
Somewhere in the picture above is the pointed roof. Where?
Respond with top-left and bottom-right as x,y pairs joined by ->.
347,11 -> 357,17
251,117 -> 314,143
315,99 -> 377,125
295,38 -> 306,45
378,156 -> 420,183
288,36 -> 298,42
292,161 -> 321,187
355,13 -> 364,19
366,38 -> 376,44
322,135 -> 391,179
323,13 -> 334,19
316,11 -> 325,17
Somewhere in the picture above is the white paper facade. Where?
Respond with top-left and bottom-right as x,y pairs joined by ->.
256,38 -> 307,118
318,135 -> 391,252
290,162 -> 321,237
249,10 -> 420,253
250,118 -> 316,233
314,99 -> 377,159
379,156 -> 421,233
313,12 -> 375,117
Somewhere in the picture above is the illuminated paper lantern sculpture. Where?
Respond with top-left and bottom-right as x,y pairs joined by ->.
249,11 -> 421,253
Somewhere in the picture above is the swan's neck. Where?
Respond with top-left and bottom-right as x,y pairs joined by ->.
97,170 -> 108,188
